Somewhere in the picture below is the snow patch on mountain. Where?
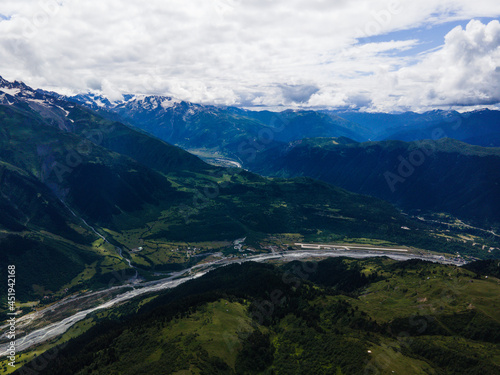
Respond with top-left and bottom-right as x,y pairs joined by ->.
0,87 -> 20,96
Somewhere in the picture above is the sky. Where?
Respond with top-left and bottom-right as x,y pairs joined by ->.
0,0 -> 500,112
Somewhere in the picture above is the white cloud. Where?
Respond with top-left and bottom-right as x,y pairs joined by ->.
363,19 -> 500,111
0,0 -> 499,111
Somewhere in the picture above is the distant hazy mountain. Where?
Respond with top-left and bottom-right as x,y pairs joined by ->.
247,137 -> 500,224
383,109 -> 500,147
69,93 -> 368,161
72,92 -> 500,167
334,109 -> 500,146
227,107 -> 368,142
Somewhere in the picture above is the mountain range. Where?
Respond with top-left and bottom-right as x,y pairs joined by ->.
332,109 -> 500,147
69,93 -> 368,162
70,91 -> 500,153
68,89 -> 500,227
1,76 -> 471,300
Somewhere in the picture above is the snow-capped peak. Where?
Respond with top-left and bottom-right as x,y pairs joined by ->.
112,93 -> 183,112
0,76 -> 42,104
69,92 -> 116,110
69,91 -> 183,112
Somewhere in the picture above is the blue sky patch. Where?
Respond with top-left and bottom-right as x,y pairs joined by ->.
357,17 -> 499,58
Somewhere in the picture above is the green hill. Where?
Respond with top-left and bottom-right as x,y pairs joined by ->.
10,258 -> 500,375
247,137 -> 500,225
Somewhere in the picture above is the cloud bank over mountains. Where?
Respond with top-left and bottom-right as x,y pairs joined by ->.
0,0 -> 499,111
368,19 -> 500,111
